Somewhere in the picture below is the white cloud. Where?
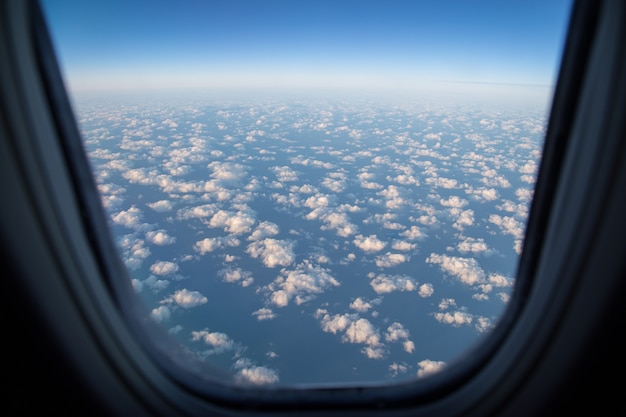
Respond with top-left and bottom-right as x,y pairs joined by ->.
252,308 -> 277,321
417,359 -> 447,378
150,305 -> 171,323
144,275 -> 170,293
375,252 -> 408,268
440,196 -> 468,208
218,267 -> 254,287
246,238 -> 296,268
457,237 -> 489,254
234,359 -> 279,385
426,254 -> 486,286
176,203 -> 218,220
316,310 -> 385,359
150,260 -> 179,276
353,234 -> 387,253
489,273 -> 513,287
401,225 -> 427,240
433,310 -> 474,327
208,209 -> 256,234
264,261 -> 340,307
167,289 -> 207,308
369,273 -> 417,294
418,283 -> 434,298
349,297 -> 373,313
194,235 -> 240,254
207,161 -> 247,183
145,230 -> 176,245
191,330 -> 236,355
248,221 -> 280,241
111,206 -> 143,229
117,234 -> 150,270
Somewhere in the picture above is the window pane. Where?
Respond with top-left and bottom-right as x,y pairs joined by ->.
41,0 -> 572,386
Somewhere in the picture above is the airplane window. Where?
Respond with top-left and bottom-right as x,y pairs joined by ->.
39,0 -> 572,387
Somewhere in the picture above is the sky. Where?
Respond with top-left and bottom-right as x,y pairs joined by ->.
41,0 -> 572,93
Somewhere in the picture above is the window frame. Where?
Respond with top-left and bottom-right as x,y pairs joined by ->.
2,0 -> 624,415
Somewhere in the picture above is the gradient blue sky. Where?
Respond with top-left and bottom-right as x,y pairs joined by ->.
41,0 -> 573,93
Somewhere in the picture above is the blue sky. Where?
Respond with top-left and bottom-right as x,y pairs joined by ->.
41,0 -> 572,93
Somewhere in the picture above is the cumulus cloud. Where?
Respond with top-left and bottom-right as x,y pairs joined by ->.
208,209 -> 256,234
233,358 -> 279,385
264,261 -> 340,307
426,254 -> 486,286
248,221 -> 280,241
117,234 -> 150,269
375,252 -> 408,268
218,267 -> 254,287
401,225 -> 427,240
252,308 -> 277,321
457,237 -> 489,254
385,323 -> 414,353
315,309 -> 385,359
146,200 -> 174,212
150,260 -> 179,276
111,206 -> 144,229
191,330 -> 236,355
433,310 -> 474,327
369,273 -> 418,294
166,289 -> 208,308
417,359 -> 447,378
353,234 -> 387,253
440,196 -> 468,208
207,161 -> 247,183
150,305 -> 171,323
194,235 -> 241,254
418,283 -> 434,298
145,230 -> 176,245
349,297 -> 373,313
246,238 -> 296,268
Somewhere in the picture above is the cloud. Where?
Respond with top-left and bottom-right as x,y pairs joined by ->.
166,289 -> 208,308
218,267 -> 254,287
233,359 -> 279,385
316,309 -> 385,359
417,359 -> 447,378
452,209 -> 474,231
264,261 -> 340,307
208,209 -> 256,234
145,230 -> 176,245
248,221 -> 280,241
369,273 -> 418,294
401,225 -> 427,240
111,206 -> 144,229
271,165 -> 299,182
457,237 -> 489,254
489,273 -> 513,287
246,238 -> 296,268
433,310 -> 474,327
175,203 -> 216,220
353,234 -> 387,253
194,236 -> 240,254
349,297 -> 373,313
207,161 -> 247,183
150,260 -> 179,276
426,254 -> 486,286
117,234 -> 151,270
150,305 -> 171,323
375,252 -> 408,268
440,196 -> 468,208
252,308 -> 277,321
143,275 -> 170,293
418,283 -> 434,298
191,330 -> 236,355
